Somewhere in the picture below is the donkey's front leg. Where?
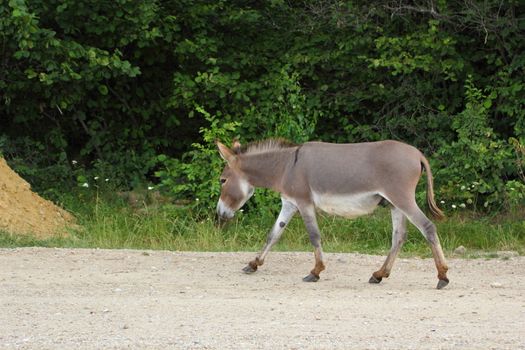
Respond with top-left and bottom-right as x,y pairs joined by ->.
299,205 -> 326,282
243,198 -> 297,274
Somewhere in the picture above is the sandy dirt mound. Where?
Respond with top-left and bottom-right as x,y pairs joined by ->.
0,158 -> 74,238
1,248 -> 524,349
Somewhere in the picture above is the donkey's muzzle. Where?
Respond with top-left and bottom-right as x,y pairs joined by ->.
216,199 -> 235,224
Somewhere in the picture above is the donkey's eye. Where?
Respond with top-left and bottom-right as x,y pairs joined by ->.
220,178 -> 227,185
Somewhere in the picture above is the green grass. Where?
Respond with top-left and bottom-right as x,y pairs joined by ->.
1,192 -> 524,257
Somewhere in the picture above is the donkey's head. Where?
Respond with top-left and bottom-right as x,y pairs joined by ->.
216,141 -> 254,220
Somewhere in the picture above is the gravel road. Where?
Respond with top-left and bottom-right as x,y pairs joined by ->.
1,248 -> 524,349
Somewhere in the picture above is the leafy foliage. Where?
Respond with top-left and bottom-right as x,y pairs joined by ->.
155,106 -> 240,208
435,77 -> 516,210
1,0 -> 524,212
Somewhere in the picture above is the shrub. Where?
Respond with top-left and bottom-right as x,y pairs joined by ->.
434,77 -> 523,211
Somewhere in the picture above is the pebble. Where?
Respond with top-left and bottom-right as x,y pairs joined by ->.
454,246 -> 467,255
490,282 -> 503,288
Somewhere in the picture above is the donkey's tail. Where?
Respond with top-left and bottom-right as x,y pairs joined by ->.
420,155 -> 445,220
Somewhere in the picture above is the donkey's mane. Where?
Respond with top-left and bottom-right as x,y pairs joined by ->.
240,138 -> 297,155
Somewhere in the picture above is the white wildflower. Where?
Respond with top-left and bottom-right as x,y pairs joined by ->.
451,204 -> 457,209
94,176 -> 99,180
82,182 -> 89,188
105,178 -> 109,182
147,186 -> 154,190
72,160 -> 78,165
440,200 -> 445,204
459,203 -> 466,208
460,185 -> 466,191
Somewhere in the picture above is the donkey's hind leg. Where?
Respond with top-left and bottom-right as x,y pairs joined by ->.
369,207 -> 407,284
243,198 -> 297,274
398,201 -> 449,289
299,205 -> 326,282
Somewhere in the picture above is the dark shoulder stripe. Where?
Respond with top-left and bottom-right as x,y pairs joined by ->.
293,145 -> 302,165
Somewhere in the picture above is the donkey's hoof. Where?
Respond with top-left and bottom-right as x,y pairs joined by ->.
302,273 -> 320,282
369,275 -> 382,284
437,278 -> 449,290
242,264 -> 257,274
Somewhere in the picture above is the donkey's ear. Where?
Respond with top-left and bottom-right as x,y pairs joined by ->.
232,139 -> 241,154
216,141 -> 236,163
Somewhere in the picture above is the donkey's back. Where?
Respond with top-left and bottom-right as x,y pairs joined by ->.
282,140 -> 424,201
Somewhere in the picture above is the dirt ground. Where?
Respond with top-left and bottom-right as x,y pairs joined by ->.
1,248 -> 524,350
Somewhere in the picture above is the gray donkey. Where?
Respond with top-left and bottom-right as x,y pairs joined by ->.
216,139 -> 449,289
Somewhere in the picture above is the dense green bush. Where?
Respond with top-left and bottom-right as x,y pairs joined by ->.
1,0 -> 524,212
154,106 -> 240,208
434,77 -> 518,210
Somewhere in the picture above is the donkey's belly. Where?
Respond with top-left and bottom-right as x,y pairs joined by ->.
312,192 -> 382,218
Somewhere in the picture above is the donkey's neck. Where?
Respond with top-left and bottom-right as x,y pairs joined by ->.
239,149 -> 296,190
